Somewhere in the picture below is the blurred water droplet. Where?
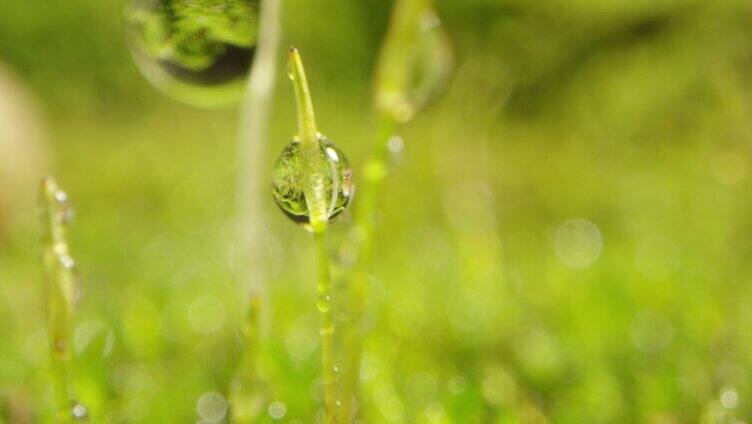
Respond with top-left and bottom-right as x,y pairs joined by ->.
54,190 -> 74,223
447,376 -> 467,394
268,401 -> 286,420
720,388 -> 739,409
317,294 -> 332,312
631,310 -> 673,353
272,135 -> 353,225
387,136 -> 404,154
554,219 -> 602,267
406,372 -> 438,405
360,353 -> 379,381
188,296 -> 226,335
71,403 -> 88,420
424,403 -> 445,423
59,254 -> 75,270
387,136 -> 405,167
285,315 -> 318,365
125,0 -> 260,108
482,366 -> 517,407
196,392 -> 227,422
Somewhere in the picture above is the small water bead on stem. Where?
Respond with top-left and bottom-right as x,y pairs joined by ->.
39,178 -> 86,422
71,403 -> 88,421
125,0 -> 261,107
272,135 -> 353,228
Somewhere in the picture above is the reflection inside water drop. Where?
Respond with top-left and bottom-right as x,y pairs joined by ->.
272,135 -> 353,226
125,0 -> 260,107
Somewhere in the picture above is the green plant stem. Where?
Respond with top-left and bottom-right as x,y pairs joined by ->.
289,48 -> 318,148
233,1 -> 281,419
229,296 -> 265,423
340,113 -> 397,423
315,230 -> 337,423
39,177 -> 79,422
288,48 -> 338,422
236,0 -> 281,337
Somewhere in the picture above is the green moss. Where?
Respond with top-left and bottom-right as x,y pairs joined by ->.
128,0 -> 259,71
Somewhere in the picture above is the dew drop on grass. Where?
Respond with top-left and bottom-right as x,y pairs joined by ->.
71,403 -> 88,420
317,294 -> 331,312
272,135 -> 353,226
267,401 -> 286,420
125,0 -> 260,108
54,190 -> 74,224
196,391 -> 228,422
554,219 -> 602,267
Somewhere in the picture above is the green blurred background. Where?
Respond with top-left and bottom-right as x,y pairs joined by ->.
2,0 -> 752,422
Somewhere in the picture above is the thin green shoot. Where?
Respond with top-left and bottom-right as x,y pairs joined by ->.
288,47 -> 338,423
39,177 -> 85,422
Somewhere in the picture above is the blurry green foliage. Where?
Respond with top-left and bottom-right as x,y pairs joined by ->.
1,0 -> 752,422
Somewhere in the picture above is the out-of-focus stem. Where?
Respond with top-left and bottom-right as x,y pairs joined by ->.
233,0 -> 281,420
340,113 -> 396,423
229,296 -> 265,423
39,177 -> 80,422
235,0 -> 282,336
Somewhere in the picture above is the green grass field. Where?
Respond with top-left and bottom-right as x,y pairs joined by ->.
2,0 -> 752,422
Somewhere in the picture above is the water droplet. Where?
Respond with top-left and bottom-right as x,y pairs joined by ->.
125,0 -> 260,108
187,295 -> 226,335
721,388 -> 740,409
387,136 -> 404,154
71,403 -> 88,420
54,190 -> 67,204
197,392 -> 227,422
317,294 -> 331,312
631,310 -> 673,353
379,7 -> 453,122
554,219 -> 602,267
54,190 -> 74,223
59,254 -> 76,270
272,135 -> 353,225
267,401 -> 286,420
447,376 -> 467,394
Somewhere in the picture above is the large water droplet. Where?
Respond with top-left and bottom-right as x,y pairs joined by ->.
272,135 -> 353,225
125,0 -> 260,108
